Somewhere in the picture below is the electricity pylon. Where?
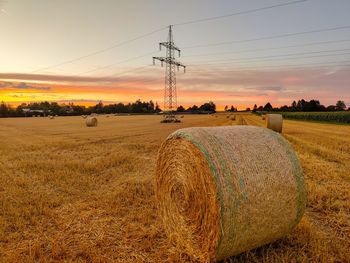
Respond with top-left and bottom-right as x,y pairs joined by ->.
153,25 -> 186,123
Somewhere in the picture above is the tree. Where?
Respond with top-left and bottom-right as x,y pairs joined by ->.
177,105 -> 185,112
336,100 -> 346,110
0,102 -> 10,117
155,102 -> 161,113
228,105 -> 237,112
199,101 -> 216,112
246,107 -> 251,111
224,105 -> 228,111
263,102 -> 273,111
252,104 -> 257,112
187,105 -> 199,112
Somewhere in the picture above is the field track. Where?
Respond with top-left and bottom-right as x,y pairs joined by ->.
0,114 -> 349,262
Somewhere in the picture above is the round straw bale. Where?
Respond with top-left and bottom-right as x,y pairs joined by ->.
266,114 -> 283,133
49,115 -> 54,119
156,126 -> 306,261
86,116 -> 98,127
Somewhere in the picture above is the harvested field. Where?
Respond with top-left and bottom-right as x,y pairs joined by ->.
0,114 -> 349,262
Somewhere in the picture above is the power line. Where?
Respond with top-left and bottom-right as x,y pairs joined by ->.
27,1 -> 311,75
99,65 -> 153,82
186,60 -> 350,72
189,51 -> 350,66
186,48 -> 350,64
30,27 -> 167,74
182,25 -> 350,49
173,0 -> 308,26
183,39 -> 350,58
79,50 -> 159,75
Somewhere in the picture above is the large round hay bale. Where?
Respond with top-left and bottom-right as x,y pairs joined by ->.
266,114 -> 283,133
156,126 -> 306,262
86,116 -> 98,127
49,115 -> 54,119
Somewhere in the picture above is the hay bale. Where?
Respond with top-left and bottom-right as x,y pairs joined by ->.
262,115 -> 266,120
231,115 -> 236,121
156,126 -> 306,261
86,116 -> 98,127
266,114 -> 283,133
49,115 -> 54,119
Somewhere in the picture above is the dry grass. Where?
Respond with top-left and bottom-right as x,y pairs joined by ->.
0,113 -> 349,262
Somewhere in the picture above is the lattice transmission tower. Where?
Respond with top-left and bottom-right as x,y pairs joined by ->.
153,25 -> 186,123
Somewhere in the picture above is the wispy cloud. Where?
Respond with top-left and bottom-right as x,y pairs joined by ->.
0,81 -> 51,90
0,72 -> 155,84
0,8 -> 8,15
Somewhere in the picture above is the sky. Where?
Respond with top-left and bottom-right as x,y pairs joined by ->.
0,0 -> 349,110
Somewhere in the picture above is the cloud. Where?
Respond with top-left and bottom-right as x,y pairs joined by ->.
0,8 -> 8,15
0,81 -> 12,88
0,81 -> 51,91
15,82 -> 51,90
0,72 -> 154,84
253,86 -> 283,91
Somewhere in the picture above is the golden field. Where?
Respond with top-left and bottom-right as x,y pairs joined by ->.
0,113 -> 349,262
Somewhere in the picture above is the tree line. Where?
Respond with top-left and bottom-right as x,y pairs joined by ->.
176,101 -> 216,113
247,99 -> 348,113
222,99 -> 348,112
0,99 -> 348,118
0,100 -> 217,117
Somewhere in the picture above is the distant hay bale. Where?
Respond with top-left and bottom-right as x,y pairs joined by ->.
49,115 -> 54,119
86,116 -> 98,127
266,114 -> 283,133
231,115 -> 236,121
156,126 -> 306,262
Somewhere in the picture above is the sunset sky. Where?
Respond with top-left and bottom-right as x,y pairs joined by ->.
0,0 -> 349,110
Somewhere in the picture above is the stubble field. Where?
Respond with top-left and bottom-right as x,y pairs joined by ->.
0,113 -> 349,262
